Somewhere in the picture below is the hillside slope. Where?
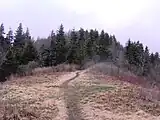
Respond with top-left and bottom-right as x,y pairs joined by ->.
0,69 -> 160,120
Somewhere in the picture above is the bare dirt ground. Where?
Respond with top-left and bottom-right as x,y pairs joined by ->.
0,70 -> 160,120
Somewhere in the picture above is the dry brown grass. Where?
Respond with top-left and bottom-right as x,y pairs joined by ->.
0,67 -> 160,120
0,71 -> 80,120
0,72 -> 66,120
69,72 -> 160,120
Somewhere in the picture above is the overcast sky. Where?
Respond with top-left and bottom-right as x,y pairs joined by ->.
0,0 -> 160,52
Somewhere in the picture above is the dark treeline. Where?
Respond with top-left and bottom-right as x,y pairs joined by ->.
0,23 -> 160,82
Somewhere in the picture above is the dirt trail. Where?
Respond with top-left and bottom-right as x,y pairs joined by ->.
60,71 -> 80,88
55,71 -> 83,120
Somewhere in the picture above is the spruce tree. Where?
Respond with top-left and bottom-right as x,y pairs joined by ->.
83,30 -> 90,59
0,48 -> 18,82
24,27 -> 31,40
110,35 -> 118,62
98,30 -> 111,60
85,29 -> 95,58
14,23 -> 25,48
143,46 -> 150,75
94,30 -> 99,55
22,40 -> 38,64
6,28 -> 13,47
0,23 -> 5,52
0,23 -> 5,36
154,52 -> 159,61
125,40 -> 136,70
13,23 -> 25,65
150,53 -> 155,65
39,44 -> 50,67
136,42 -> 144,67
67,29 -> 78,64
78,28 -> 85,64
49,30 -> 56,66
0,24 -> 10,67
56,24 -> 66,64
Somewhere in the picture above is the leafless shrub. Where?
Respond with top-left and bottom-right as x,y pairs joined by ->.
32,67 -> 53,75
27,61 -> 39,70
9,64 -> 80,80
148,68 -> 160,83
81,60 -> 95,70
139,87 -> 160,102
16,61 -> 39,76
53,64 -> 80,72
88,62 -> 135,77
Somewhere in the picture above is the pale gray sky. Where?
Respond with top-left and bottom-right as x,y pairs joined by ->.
0,0 -> 160,52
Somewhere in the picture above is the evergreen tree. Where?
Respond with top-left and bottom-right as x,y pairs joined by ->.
136,42 -> 144,67
56,24 -> 66,64
78,28 -> 85,64
24,27 -> 31,40
154,52 -> 160,67
67,29 -> 78,63
49,30 -> 56,66
14,23 -> 25,48
92,30 -> 99,57
150,53 -> 155,65
0,23 -> 5,36
19,28 -> 38,64
143,46 -> 150,75
0,23 -> 5,52
85,29 -> 95,58
5,28 -> 13,49
0,26 -> 12,52
0,24 -> 11,68
22,40 -> 38,64
98,30 -> 111,60
125,40 -> 144,67
154,52 -> 159,61
39,44 -> 50,67
94,30 -> 99,55
125,39 -> 132,63
83,30 -> 90,59
13,23 -> 28,65
0,48 -> 18,82
110,35 -> 118,62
